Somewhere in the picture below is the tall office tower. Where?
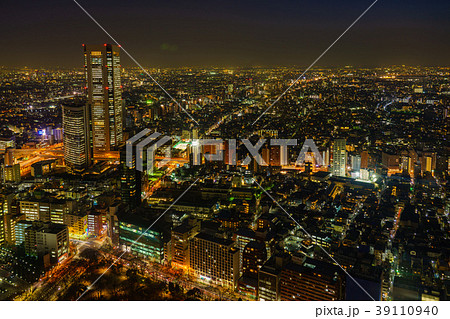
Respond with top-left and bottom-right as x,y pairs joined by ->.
261,146 -> 270,166
332,139 -> 347,177
260,145 -> 281,167
15,220 -> 33,245
400,155 -> 411,174
120,146 -> 141,210
351,155 -> 361,178
1,192 -> 15,244
4,149 -> 14,166
234,228 -> 256,275
421,152 -> 436,174
84,44 -> 123,157
63,103 -> 90,174
0,193 -> 10,244
4,212 -> 25,245
322,148 -> 330,166
360,150 -> 369,169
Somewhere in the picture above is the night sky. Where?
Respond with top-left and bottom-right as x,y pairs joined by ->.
1,0 -> 449,68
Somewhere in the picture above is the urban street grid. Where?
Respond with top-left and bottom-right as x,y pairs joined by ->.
0,0 -> 449,305
75,0 -> 375,300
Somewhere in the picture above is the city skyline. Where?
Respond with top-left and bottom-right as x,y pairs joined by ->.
0,0 -> 449,308
1,56 -> 448,302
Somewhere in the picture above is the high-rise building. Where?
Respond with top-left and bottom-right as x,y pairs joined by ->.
400,155 -> 411,174
189,232 -> 239,289
233,228 -> 256,275
19,201 -> 39,221
3,164 -> 21,182
322,148 -> 330,166
4,212 -> 24,244
261,146 -> 281,166
15,220 -> 33,245
63,103 -> 90,174
84,44 -> 123,157
421,152 -> 436,174
238,240 -> 268,299
120,146 -> 141,210
360,150 -> 369,169
332,139 -> 347,177
0,192 -> 14,244
242,241 -> 268,277
170,220 -> 200,269
351,155 -> 361,172
350,155 -> 361,178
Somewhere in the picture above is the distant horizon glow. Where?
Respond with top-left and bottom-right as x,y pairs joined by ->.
1,0 -> 449,68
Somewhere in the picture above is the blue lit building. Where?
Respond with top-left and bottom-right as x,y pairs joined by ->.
118,211 -> 167,263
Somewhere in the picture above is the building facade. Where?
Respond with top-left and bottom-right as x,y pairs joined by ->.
279,259 -> 344,301
119,220 -> 164,263
189,232 -> 239,289
84,44 -> 123,157
24,221 -> 69,265
62,103 -> 90,174
332,138 -> 347,177
170,221 -> 200,269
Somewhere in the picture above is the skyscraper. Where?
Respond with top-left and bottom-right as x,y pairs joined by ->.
332,138 -> 347,177
63,103 -> 90,174
351,155 -> 361,178
0,192 -> 12,245
120,146 -> 141,209
84,44 -> 123,157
